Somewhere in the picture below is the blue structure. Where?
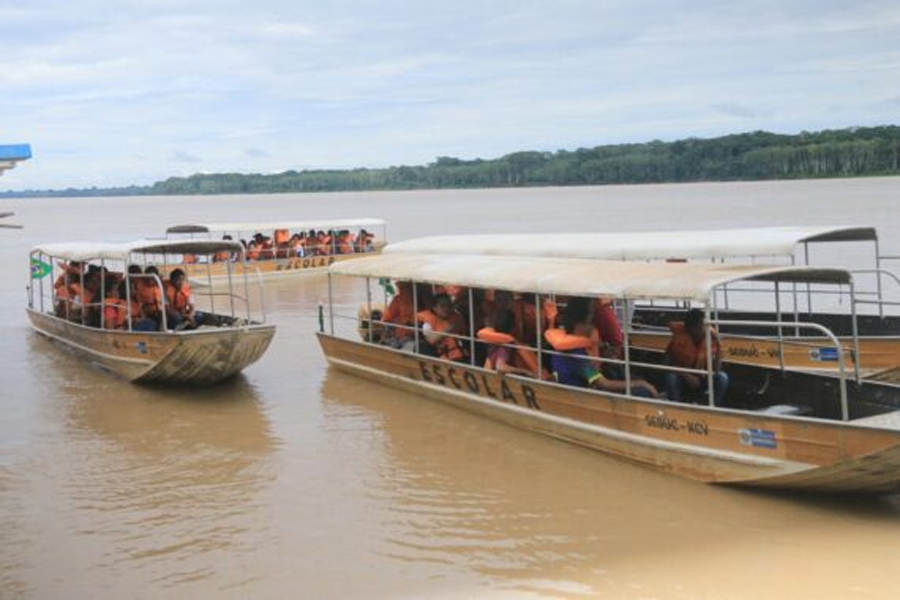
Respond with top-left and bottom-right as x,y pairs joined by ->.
0,143 -> 32,177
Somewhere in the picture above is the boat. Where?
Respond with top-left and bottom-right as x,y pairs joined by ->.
0,211 -> 22,229
317,252 -> 900,493
165,218 -> 387,285
27,239 -> 275,384
383,227 -> 900,378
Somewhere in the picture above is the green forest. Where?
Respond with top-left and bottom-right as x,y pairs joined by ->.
6,126 -> 900,197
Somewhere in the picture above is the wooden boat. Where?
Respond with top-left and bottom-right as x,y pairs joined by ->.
27,239 -> 275,384
384,227 -> 900,377
165,218 -> 387,285
318,252 -> 900,493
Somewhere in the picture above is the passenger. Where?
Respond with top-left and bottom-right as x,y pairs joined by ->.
479,309 -> 536,377
664,308 -> 729,404
334,230 -> 351,254
164,268 -> 202,329
246,240 -> 261,261
546,297 -> 657,397
213,235 -> 233,262
133,266 -> 163,327
382,281 -> 416,347
593,298 -> 624,357
290,233 -> 306,257
417,292 -> 467,362
274,228 -> 290,258
258,234 -> 275,260
79,269 -> 103,327
102,276 -> 128,330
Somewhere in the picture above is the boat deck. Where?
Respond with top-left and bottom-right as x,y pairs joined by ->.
853,410 -> 900,430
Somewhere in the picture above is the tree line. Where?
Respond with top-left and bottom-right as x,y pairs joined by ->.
4,126 -> 899,198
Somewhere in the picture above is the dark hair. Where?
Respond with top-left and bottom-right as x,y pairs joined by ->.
433,292 -> 452,307
170,268 -> 186,281
685,308 -> 704,330
562,297 -> 593,334
494,309 -> 515,335
128,264 -> 142,274
105,276 -> 119,296
145,265 -> 159,275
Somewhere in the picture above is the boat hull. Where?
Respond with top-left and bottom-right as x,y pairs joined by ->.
318,334 -> 900,494
629,331 -> 900,375
178,246 -> 384,286
28,309 -> 275,384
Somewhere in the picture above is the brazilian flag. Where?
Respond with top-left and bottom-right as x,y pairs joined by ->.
378,277 -> 395,296
30,257 -> 52,279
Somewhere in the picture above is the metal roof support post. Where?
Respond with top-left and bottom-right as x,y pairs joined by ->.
99,259 -> 106,329
206,258 -> 215,315
38,252 -> 45,313
850,280 -> 861,384
704,304 -> 715,407
535,294 -> 543,378
366,277 -> 373,344
242,251 -> 251,322
875,238 -> 884,320
468,287 -> 476,366
412,281 -> 419,354
804,242 -> 812,314
226,259 -> 236,320
125,266 -> 133,332
775,280 -> 784,374
327,272 -> 335,335
27,251 -> 35,310
791,254 -> 800,337
79,263 -> 86,326
623,297 -> 632,396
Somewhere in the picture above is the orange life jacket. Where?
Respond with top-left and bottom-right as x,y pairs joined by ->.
417,309 -> 466,361
103,298 -> 129,329
183,254 -> 198,264
666,322 -> 720,369
246,246 -> 260,260
134,279 -> 162,312
383,292 -> 415,340
214,251 -> 230,262
165,281 -> 193,314
274,229 -> 290,245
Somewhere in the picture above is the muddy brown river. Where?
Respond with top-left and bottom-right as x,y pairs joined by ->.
2,178 -> 900,598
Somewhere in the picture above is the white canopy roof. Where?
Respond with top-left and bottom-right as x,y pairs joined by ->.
384,226 -> 877,261
167,218 -> 386,234
32,239 -> 243,262
330,253 -> 851,303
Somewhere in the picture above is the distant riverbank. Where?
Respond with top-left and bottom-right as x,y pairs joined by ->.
3,125 -> 899,199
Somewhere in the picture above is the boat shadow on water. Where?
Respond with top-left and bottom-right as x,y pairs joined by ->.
318,368 -> 900,595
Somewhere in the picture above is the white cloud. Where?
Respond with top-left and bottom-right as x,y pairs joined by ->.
1,0 -> 899,189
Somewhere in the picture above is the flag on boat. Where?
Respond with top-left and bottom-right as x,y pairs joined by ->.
30,257 -> 52,279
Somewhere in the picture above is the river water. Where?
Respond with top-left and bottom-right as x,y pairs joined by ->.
2,178 -> 900,599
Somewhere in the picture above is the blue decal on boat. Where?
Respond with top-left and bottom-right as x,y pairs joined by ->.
136,341 -> 148,354
738,428 -> 777,449
809,347 -> 839,362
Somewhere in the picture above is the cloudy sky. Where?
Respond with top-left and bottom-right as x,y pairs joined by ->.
2,0 -> 899,190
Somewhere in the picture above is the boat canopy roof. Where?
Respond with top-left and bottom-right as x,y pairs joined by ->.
383,226 -> 877,261
167,218 -> 386,234
330,253 -> 852,303
32,239 -> 243,262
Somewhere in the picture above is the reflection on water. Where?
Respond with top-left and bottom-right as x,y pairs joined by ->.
1,334 -> 277,597
320,369 -> 900,598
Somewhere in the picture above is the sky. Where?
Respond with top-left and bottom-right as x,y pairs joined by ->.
1,0 -> 899,190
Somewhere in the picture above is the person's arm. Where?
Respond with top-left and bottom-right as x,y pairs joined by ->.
495,348 -> 532,377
